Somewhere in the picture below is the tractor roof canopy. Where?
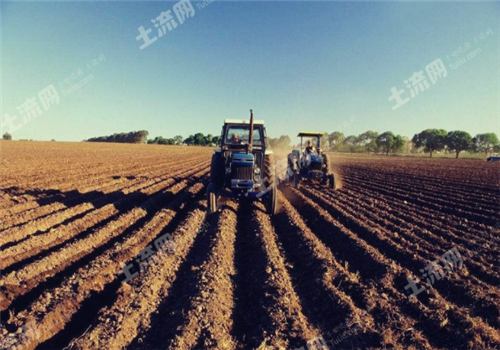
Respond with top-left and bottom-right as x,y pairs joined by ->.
225,119 -> 265,125
297,132 -> 326,138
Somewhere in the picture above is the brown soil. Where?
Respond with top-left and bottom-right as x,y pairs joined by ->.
0,142 -> 499,350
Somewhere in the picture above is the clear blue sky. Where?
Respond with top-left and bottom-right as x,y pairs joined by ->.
1,1 -> 499,142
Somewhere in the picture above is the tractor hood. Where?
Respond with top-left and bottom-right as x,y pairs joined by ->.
232,153 -> 254,166
310,154 -> 323,163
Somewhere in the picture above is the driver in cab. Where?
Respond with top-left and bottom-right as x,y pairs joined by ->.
305,140 -> 315,154
231,133 -> 243,145
302,140 -> 315,166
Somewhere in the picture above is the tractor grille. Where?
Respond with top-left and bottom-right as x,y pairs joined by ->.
231,166 -> 253,180
310,162 -> 323,171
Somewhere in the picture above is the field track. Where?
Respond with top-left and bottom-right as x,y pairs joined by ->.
1,141 -> 499,350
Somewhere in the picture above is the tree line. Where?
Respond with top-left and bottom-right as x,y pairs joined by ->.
78,131 -> 221,146
181,133 -> 221,146
147,135 -> 184,145
148,133 -> 221,146
85,130 -> 149,144
412,130 -> 498,158
323,130 -> 406,155
81,131 -> 219,146
325,130 -> 499,158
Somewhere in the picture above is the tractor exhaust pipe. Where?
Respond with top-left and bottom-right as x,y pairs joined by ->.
248,109 -> 254,154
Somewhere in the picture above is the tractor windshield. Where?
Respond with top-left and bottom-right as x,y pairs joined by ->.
303,138 -> 319,154
225,126 -> 262,145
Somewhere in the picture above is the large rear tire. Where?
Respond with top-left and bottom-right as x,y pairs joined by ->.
207,183 -> 217,214
263,154 -> 275,188
328,173 -> 336,190
268,185 -> 279,215
210,153 -> 224,189
322,153 -> 331,174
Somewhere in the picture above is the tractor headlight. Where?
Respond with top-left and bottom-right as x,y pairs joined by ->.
254,167 -> 261,175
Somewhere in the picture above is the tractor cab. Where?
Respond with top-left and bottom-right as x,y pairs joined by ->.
219,119 -> 266,152
297,132 -> 326,172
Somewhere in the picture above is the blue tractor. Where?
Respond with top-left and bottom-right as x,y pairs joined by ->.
207,110 -> 278,214
286,132 -> 336,190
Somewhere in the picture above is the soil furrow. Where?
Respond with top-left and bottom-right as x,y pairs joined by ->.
133,201 -> 238,350
231,199 -> 317,349
0,181 -> 206,350
0,173 -> 207,311
282,185 -> 500,349
67,203 -> 208,350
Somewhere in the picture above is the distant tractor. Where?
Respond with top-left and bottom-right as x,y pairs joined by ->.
487,153 -> 500,162
286,132 -> 336,189
207,110 -> 278,214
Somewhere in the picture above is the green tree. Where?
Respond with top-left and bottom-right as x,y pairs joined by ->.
212,136 -> 221,146
193,133 -> 206,146
173,135 -> 184,145
472,133 -> 499,156
148,136 -> 160,144
376,131 -> 396,155
411,129 -> 447,158
343,135 -> 359,153
445,131 -> 472,159
358,131 -> 379,154
204,134 -> 213,145
328,132 -> 345,151
183,135 -> 195,145
158,137 -> 170,145
3,132 -> 12,140
393,134 -> 405,154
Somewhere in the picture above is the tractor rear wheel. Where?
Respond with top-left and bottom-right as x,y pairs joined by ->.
210,153 -> 224,189
263,154 -> 275,188
268,185 -> 279,215
323,153 -> 331,174
328,173 -> 336,190
207,183 -> 217,214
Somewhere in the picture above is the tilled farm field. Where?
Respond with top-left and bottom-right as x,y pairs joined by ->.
1,141 -> 499,350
